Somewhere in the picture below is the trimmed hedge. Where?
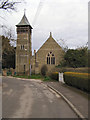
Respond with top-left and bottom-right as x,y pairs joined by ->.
62,67 -> 89,73
50,72 -> 59,81
63,72 -> 89,93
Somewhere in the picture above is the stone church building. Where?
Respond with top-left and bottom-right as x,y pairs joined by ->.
16,13 -> 64,75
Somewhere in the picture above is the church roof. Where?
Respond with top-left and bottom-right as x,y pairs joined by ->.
16,13 -> 32,28
36,32 -> 63,53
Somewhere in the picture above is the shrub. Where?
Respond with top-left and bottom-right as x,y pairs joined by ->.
7,71 -> 12,76
43,76 -> 51,81
41,65 -> 48,76
63,72 -> 89,93
50,72 -> 59,81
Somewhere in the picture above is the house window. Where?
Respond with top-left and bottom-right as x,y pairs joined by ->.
47,52 -> 55,65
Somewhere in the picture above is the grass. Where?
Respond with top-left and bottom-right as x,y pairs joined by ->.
43,76 -> 58,82
43,76 -> 51,81
13,74 -> 56,82
13,74 -> 43,79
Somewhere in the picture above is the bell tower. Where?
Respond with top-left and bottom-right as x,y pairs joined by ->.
16,12 -> 32,75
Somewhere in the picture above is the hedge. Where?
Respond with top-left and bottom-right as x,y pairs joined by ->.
63,72 -> 89,93
50,72 -> 59,81
62,67 -> 89,73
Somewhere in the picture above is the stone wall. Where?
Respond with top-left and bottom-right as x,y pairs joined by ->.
31,34 -> 64,74
16,27 -> 32,76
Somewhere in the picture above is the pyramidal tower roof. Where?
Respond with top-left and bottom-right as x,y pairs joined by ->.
16,12 -> 32,28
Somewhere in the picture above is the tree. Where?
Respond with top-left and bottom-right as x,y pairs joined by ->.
3,26 -> 16,46
2,35 -> 15,69
64,48 -> 88,68
56,38 -> 68,52
0,0 -> 21,11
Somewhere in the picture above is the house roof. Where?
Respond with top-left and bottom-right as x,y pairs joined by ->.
16,13 -> 32,28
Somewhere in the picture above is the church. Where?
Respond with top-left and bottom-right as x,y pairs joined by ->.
16,13 -> 64,75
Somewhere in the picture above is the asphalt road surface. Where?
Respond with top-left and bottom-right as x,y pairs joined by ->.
2,77 -> 78,118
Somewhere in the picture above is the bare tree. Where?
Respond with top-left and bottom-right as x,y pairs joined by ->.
0,0 -> 22,11
1,25 -> 16,46
57,38 -> 68,52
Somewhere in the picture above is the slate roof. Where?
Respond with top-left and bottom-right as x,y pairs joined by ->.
16,13 -> 32,28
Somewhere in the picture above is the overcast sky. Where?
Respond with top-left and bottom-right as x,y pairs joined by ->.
0,0 -> 89,53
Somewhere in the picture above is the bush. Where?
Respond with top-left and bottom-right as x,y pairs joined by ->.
50,72 -> 59,81
7,71 -> 12,76
41,65 -> 48,76
63,72 -> 89,93
43,76 -> 51,81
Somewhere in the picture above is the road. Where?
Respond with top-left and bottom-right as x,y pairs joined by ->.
2,77 -> 78,118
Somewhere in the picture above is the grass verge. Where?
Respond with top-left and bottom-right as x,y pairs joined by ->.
13,74 -> 43,79
13,74 -> 56,82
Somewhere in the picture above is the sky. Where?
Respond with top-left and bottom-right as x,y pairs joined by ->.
0,0 -> 89,53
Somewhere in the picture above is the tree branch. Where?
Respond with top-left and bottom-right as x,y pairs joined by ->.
0,0 -> 21,11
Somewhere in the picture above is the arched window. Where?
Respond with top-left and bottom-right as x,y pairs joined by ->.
21,45 -> 24,50
47,56 -> 50,64
47,52 -> 55,65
